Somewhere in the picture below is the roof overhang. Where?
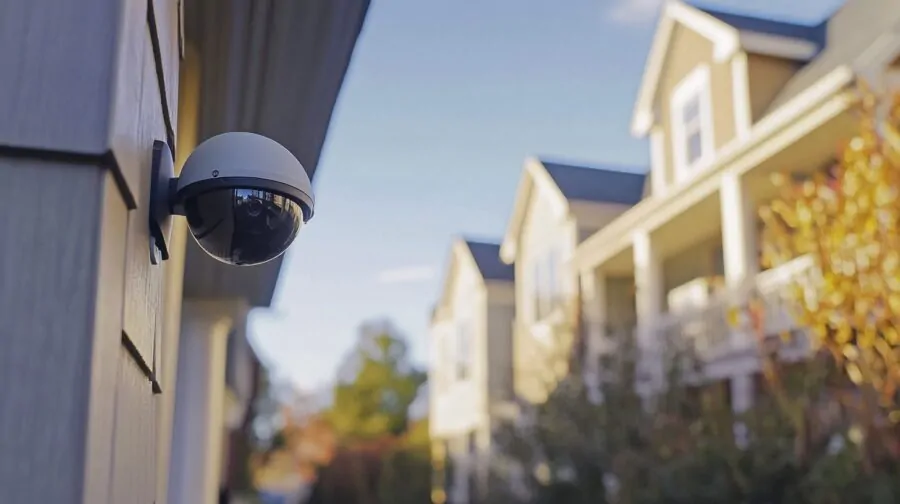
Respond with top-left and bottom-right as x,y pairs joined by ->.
631,0 -> 819,137
499,158 -> 568,264
181,0 -> 370,307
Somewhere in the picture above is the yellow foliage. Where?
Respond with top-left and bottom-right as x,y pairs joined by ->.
760,84 -> 900,400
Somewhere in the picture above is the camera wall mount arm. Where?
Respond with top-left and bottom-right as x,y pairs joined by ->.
149,140 -> 181,265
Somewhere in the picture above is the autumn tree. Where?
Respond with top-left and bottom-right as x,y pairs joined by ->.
736,83 -> 900,498
304,319 -> 430,504
759,85 -> 900,405
325,320 -> 427,441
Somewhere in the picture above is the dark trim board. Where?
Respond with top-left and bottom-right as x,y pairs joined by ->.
0,144 -> 137,210
121,331 -> 162,394
147,0 -> 177,157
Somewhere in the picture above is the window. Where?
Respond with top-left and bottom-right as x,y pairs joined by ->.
532,249 -> 562,321
438,334 -> 453,391
671,65 -> 713,180
455,317 -> 473,380
682,94 -> 703,164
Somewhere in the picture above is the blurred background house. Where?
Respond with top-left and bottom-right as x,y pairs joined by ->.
429,238 -> 515,504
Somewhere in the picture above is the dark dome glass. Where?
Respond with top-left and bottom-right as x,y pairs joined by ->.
184,188 -> 304,266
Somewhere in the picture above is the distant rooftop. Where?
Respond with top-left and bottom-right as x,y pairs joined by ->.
463,240 -> 514,281
540,160 -> 647,206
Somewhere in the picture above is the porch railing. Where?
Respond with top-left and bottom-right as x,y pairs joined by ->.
755,254 -> 815,336
650,254 -> 815,359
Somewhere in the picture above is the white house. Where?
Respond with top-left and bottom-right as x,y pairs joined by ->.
430,238 -> 516,504
499,158 -> 647,403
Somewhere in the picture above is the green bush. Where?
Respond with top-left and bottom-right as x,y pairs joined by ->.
490,327 -> 900,504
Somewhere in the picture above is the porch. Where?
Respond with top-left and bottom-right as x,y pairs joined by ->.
576,91 -> 857,395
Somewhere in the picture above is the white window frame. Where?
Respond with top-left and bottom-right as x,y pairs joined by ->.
530,247 -> 564,324
455,315 -> 473,380
439,331 -> 453,391
670,64 -> 715,182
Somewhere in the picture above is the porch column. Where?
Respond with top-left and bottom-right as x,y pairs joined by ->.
633,230 -> 664,393
720,171 -> 759,289
720,171 -> 758,417
168,300 -> 244,504
633,230 -> 663,344
579,268 -> 606,397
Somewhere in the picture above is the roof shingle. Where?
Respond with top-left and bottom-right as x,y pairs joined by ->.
463,240 -> 514,282
696,5 -> 827,46
540,160 -> 647,206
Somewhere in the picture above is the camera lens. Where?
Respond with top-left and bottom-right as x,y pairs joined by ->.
184,188 -> 304,266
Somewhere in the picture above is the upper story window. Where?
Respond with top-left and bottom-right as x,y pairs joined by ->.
437,333 -> 453,391
455,316 -> 473,380
532,248 -> 562,321
671,64 -> 714,181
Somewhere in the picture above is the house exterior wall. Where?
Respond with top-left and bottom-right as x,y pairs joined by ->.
513,183 -> 576,403
430,255 -> 487,504
662,233 -> 724,300
0,1 -> 368,502
656,25 -> 737,189
606,277 -> 637,330
747,54 -> 801,122
431,255 -> 487,438
516,183 -> 571,325
485,293 -> 515,407
0,1 -> 180,502
156,43 -> 201,503
571,200 -> 637,242
514,197 -> 636,403
430,244 -> 516,504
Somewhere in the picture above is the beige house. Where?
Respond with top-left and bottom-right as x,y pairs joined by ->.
574,0 -> 900,413
430,238 -> 515,504
0,1 -> 368,503
499,158 -> 646,403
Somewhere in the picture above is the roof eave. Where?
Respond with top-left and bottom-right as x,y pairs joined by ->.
182,0 -> 370,307
738,31 -> 820,61
500,157 -> 542,264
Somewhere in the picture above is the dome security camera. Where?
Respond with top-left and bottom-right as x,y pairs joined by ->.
149,132 -> 315,267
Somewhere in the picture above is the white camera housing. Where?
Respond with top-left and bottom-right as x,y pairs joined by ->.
149,132 -> 315,267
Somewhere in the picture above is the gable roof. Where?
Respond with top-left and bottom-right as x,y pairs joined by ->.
542,161 -> 647,206
499,158 -> 647,263
432,237 -> 512,323
463,240 -> 514,282
631,0 -> 825,136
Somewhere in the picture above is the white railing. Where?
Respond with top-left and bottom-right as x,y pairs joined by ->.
755,254 -> 815,336
657,299 -> 732,356
649,254 -> 815,359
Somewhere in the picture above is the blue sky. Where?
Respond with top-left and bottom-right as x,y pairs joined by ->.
248,0 -> 842,390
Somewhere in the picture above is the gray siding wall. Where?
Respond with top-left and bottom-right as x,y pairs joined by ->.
486,304 -> 516,405
0,0 -> 181,502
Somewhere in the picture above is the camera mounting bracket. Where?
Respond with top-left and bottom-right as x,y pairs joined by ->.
149,140 -> 177,265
